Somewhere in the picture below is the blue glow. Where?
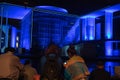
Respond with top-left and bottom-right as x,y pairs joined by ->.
88,18 -> 95,40
81,18 -> 95,40
20,12 -> 32,50
1,2 -> 120,50
81,15 -> 100,19
1,25 -> 9,52
75,23 -> 80,42
105,41 -> 112,56
80,4 -> 120,19
11,27 -> 17,48
96,23 -> 101,40
105,12 -> 113,39
105,61 -> 114,74
82,18 -> 87,40
90,36 -> 94,40
80,9 -> 105,19
35,6 -> 68,13
104,41 -> 120,57
105,62 -> 120,76
63,18 -> 80,44
104,4 -> 120,13
104,10 -> 116,13
85,36 -> 87,40
33,11 -> 79,48
113,50 -> 119,56
20,59 -> 27,64
2,25 -> 9,46
106,33 -> 111,39
0,3 -> 32,19
39,38 -> 50,49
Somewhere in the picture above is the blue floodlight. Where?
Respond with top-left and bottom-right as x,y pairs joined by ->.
105,11 -> 113,39
81,17 -> 95,40
105,41 -> 112,56
11,27 -> 17,48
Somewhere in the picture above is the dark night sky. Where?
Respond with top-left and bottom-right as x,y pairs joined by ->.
1,0 -> 120,15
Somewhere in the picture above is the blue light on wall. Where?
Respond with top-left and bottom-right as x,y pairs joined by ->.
75,22 -> 80,42
33,10 -> 79,48
81,17 -> 95,40
63,18 -> 80,44
82,18 -> 87,40
113,49 -> 119,56
11,27 -> 17,48
51,21 -> 62,44
105,41 -> 112,56
87,17 -> 95,40
0,3 -> 32,19
105,11 -> 113,39
20,11 -> 32,50
96,23 -> 101,40
111,41 -> 120,56
105,61 -> 114,75
1,25 -> 9,52
105,61 -> 120,76
20,59 -> 27,64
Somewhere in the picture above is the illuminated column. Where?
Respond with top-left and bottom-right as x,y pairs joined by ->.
105,41 -> 112,56
11,27 -> 17,48
3,25 -> 9,48
0,6 -> 3,50
96,23 -> 101,40
105,11 -> 113,39
87,17 -> 95,40
75,19 -> 80,42
82,18 -> 87,40
20,11 -> 32,50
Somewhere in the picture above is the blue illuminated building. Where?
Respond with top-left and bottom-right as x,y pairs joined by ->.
32,6 -> 80,49
1,2 -> 120,76
0,2 -> 120,58
80,4 -> 120,57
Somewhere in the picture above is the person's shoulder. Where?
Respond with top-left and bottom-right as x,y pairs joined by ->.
11,54 -> 20,60
0,54 -> 5,58
0,53 -> 4,56
0,53 -> 12,58
27,66 -> 37,72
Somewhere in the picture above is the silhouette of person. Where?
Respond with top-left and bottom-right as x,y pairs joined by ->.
40,44 -> 63,80
23,60 -> 38,80
0,47 -> 23,80
111,66 -> 120,80
89,61 -> 111,80
64,45 -> 90,80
